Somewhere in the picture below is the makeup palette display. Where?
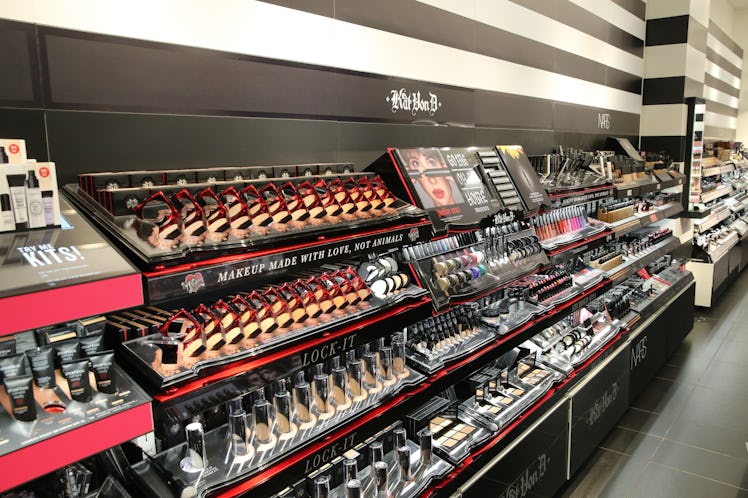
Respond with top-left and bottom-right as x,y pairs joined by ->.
131,334 -> 425,498
404,304 -> 496,374
403,217 -> 548,310
534,206 -> 607,250
405,397 -> 493,465
117,266 -> 427,388
66,167 -> 426,265
306,422 -> 453,498
459,356 -> 557,430
522,307 -> 626,370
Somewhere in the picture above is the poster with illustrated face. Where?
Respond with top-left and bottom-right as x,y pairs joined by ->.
495,145 -> 550,213
394,147 -> 501,232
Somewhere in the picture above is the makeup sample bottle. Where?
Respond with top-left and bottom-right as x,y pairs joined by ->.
41,191 -> 55,227
26,170 -> 45,229
7,173 -> 28,230
184,422 -> 207,470
0,194 -> 14,232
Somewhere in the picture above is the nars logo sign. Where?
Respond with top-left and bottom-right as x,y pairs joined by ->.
598,113 -> 611,129
386,88 -> 442,116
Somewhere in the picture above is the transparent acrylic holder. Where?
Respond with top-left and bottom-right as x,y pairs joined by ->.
138,367 -> 425,497
328,440 -> 453,498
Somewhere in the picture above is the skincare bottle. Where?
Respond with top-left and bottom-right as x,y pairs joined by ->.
0,194 -> 13,232
42,191 -> 55,226
7,173 -> 28,230
26,170 -> 45,229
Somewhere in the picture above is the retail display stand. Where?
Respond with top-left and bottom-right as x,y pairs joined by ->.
2,146 -> 695,498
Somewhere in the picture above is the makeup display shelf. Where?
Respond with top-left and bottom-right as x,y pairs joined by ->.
0,194 -> 154,494
0,365 -> 152,493
0,196 -> 143,336
0,143 -> 698,498
65,166 -> 433,305
686,168 -> 748,306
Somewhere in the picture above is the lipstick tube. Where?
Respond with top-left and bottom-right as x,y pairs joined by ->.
332,366 -> 349,405
394,426 -> 407,449
376,346 -> 393,384
392,339 -> 406,376
348,358 -> 364,397
274,390 -> 292,434
343,458 -> 358,483
314,475 -> 330,498
363,352 -> 378,389
346,479 -> 362,498
313,373 -> 332,414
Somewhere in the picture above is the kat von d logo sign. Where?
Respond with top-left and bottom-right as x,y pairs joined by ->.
387,88 -> 442,117
181,273 -> 206,294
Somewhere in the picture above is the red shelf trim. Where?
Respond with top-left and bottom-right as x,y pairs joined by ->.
0,401 -> 152,493
155,296 -> 433,402
545,230 -> 610,258
0,273 -> 144,337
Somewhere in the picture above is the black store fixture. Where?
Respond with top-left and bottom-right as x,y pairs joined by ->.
1,144 -> 696,498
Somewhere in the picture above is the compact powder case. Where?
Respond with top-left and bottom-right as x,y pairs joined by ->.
428,416 -> 476,449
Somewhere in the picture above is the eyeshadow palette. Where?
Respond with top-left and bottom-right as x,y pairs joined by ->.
430,416 -> 476,448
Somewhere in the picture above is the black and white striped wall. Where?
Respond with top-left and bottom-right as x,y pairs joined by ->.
0,0 -> 645,183
640,0 -> 742,162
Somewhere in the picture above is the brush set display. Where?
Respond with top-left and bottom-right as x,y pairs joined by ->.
303,421 -> 453,498
529,149 -> 608,191
115,266 -> 422,387
133,334 -> 424,498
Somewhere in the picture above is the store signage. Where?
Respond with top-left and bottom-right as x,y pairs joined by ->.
498,454 -> 549,498
597,113 -> 611,129
300,335 -> 356,368
386,88 -> 442,117
631,335 -> 648,369
393,147 -> 502,233
586,381 -> 619,426
147,224 -> 429,303
303,432 -> 358,473
17,243 -> 85,268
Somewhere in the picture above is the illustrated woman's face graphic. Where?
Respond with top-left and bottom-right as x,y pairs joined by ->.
417,174 -> 455,206
405,151 -> 443,171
